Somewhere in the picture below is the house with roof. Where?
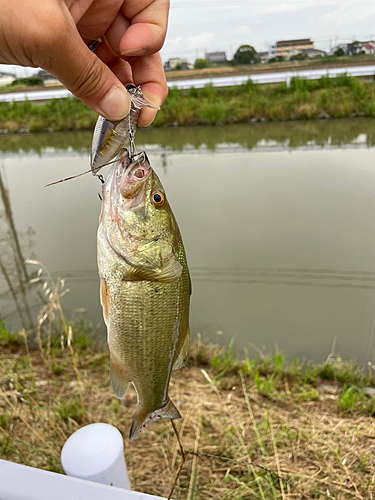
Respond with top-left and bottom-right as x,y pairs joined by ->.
359,41 -> 375,54
164,58 -> 190,71
255,51 -> 269,63
205,51 -> 227,65
286,48 -> 326,60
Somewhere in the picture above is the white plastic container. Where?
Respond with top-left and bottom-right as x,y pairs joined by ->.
0,459 -> 166,500
61,423 -> 130,489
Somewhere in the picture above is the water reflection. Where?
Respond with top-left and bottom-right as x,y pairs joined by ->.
0,118 -> 374,156
0,169 -> 40,330
1,120 -> 375,364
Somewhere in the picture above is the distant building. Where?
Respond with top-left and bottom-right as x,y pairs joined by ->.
268,45 -> 276,59
164,58 -> 190,71
287,48 -> 326,60
328,41 -> 372,56
329,43 -> 349,56
361,42 -> 375,54
0,72 -> 15,86
37,69 -> 58,84
205,51 -> 227,64
286,49 -> 302,60
275,38 -> 314,58
303,49 -> 326,58
37,69 -> 56,81
255,51 -> 269,63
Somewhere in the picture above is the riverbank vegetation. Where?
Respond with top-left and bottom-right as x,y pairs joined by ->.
0,74 -> 375,133
1,320 -> 375,499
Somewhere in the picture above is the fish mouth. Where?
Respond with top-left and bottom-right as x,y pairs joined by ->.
119,151 -> 151,199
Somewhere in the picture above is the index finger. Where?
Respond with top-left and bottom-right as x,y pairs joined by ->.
119,0 -> 169,57
128,52 -> 167,127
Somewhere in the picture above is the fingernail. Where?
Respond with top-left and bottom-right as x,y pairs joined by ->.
99,86 -> 131,120
141,89 -> 161,110
121,47 -> 146,57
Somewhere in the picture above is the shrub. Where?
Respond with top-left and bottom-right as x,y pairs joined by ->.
11,77 -> 44,86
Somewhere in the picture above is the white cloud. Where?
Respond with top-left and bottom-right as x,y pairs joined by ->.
186,32 -> 215,49
233,26 -> 250,36
322,2 -> 375,27
163,36 -> 183,51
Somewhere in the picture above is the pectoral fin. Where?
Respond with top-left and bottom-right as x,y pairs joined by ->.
138,259 -> 182,282
126,257 -> 183,283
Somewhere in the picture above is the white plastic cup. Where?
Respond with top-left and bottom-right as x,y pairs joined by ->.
61,423 -> 130,489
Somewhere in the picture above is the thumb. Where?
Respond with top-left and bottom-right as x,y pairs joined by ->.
43,31 -> 130,121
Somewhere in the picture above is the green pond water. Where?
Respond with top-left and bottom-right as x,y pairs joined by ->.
1,118 -> 375,364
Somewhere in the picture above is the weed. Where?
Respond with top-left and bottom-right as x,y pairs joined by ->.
55,398 -> 84,425
211,338 -> 239,378
1,75 -> 375,132
0,322 -> 21,346
253,372 -> 276,398
338,385 -> 364,413
1,320 -> 375,498
358,452 -> 372,472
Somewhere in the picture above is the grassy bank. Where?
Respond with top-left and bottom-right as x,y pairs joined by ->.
0,74 -> 375,133
1,323 -> 375,499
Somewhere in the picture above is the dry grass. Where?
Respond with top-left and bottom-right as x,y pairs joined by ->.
1,263 -> 374,498
1,327 -> 375,499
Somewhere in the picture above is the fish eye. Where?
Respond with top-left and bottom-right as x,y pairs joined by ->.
151,191 -> 165,207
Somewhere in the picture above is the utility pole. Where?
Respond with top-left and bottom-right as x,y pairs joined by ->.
0,169 -> 29,282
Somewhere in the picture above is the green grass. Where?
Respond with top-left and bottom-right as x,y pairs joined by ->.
1,321 -> 375,498
210,341 -> 375,413
0,74 -> 375,132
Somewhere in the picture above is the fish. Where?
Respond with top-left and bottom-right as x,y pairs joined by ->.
97,149 -> 191,441
91,85 -> 156,176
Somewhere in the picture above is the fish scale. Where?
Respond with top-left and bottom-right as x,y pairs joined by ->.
98,149 -> 191,440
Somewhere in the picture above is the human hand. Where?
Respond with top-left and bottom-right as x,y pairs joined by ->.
0,0 -> 169,126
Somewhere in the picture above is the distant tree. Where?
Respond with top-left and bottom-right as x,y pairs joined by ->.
175,63 -> 182,70
268,56 -> 284,63
194,58 -> 208,69
11,77 -> 43,86
334,48 -> 345,57
233,45 -> 256,65
290,53 -> 308,61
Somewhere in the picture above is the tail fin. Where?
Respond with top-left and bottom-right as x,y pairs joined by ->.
129,399 -> 181,441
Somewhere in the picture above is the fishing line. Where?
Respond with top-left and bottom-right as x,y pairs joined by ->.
168,420 -> 186,500
44,158 -> 119,187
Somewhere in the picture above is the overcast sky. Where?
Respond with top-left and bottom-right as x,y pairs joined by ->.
161,0 -> 375,62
